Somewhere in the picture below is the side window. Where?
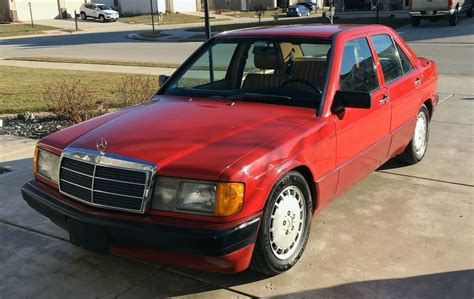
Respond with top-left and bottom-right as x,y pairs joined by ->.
396,43 -> 414,74
371,34 -> 404,83
176,43 -> 238,88
340,37 -> 378,92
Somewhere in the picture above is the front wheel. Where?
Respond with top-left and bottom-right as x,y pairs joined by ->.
449,10 -> 458,26
399,105 -> 430,165
411,16 -> 421,26
99,15 -> 106,23
251,171 -> 312,275
80,12 -> 87,20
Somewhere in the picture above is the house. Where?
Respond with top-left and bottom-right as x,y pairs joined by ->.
1,0 -> 86,22
94,0 -> 201,15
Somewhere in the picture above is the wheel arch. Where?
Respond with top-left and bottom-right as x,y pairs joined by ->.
423,98 -> 434,120
290,165 -> 318,214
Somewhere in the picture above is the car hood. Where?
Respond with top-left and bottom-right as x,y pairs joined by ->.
102,9 -> 118,14
51,96 -> 316,180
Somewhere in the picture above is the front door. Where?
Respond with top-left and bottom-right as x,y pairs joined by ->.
334,36 -> 392,196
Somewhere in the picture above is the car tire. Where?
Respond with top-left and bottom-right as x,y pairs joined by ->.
99,15 -> 106,23
449,10 -> 458,26
399,105 -> 430,165
411,16 -> 421,27
250,171 -> 312,276
80,12 -> 87,20
467,7 -> 472,18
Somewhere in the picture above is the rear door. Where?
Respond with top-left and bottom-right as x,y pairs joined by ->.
333,36 -> 391,196
369,33 -> 422,157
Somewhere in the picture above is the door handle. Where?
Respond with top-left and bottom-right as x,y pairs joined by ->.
414,77 -> 422,85
378,95 -> 390,105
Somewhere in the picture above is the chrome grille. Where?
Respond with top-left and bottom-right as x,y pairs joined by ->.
58,148 -> 156,214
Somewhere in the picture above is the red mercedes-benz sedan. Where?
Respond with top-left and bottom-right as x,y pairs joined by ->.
22,24 -> 438,275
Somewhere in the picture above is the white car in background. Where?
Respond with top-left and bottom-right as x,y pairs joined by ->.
80,3 -> 119,22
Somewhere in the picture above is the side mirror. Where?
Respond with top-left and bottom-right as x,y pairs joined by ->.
332,90 -> 372,113
159,74 -> 170,87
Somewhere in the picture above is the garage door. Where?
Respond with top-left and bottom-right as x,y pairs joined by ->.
173,0 -> 196,12
64,0 -> 86,17
15,0 -> 60,21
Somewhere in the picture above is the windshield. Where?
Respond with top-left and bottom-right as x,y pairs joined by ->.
161,38 -> 332,108
98,5 -> 112,10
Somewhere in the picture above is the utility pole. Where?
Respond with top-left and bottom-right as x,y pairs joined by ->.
28,2 -> 34,27
150,0 -> 156,34
203,0 -> 211,40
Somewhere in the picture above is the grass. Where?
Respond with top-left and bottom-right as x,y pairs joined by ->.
5,56 -> 181,69
120,13 -> 230,25
0,23 -> 60,38
0,66 -> 158,114
187,16 -> 410,32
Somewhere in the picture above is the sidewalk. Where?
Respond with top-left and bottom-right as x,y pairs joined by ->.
0,59 -> 175,76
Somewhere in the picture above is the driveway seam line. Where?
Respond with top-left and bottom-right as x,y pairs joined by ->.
0,218 -> 69,242
431,120 -> 473,126
439,93 -> 454,104
377,171 -> 474,187
164,268 -> 256,298
114,269 -> 161,299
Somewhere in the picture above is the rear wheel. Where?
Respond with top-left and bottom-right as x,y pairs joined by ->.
467,7 -> 472,17
251,171 -> 312,275
80,12 -> 87,20
411,16 -> 421,26
449,10 -> 458,26
399,105 -> 430,165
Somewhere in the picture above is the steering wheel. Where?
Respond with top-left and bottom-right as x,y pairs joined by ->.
280,78 -> 323,95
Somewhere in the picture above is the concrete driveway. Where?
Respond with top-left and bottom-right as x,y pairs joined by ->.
1,20 -> 473,298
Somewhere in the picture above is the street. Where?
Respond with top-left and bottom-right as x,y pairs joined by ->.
0,18 -> 473,298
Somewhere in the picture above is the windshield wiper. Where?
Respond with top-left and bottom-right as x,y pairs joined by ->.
226,93 -> 292,102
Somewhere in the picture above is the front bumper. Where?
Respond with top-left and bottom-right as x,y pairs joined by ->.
21,180 -> 260,273
105,14 -> 119,20
409,9 -> 455,17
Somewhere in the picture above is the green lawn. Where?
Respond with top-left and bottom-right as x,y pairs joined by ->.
0,66 -> 158,114
120,13 -> 230,25
187,17 -> 410,32
0,24 -> 60,38
5,56 -> 181,69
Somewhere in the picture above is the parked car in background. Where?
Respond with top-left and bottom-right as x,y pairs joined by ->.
287,5 -> 311,16
297,2 -> 319,11
409,0 -> 472,26
80,3 -> 119,22
22,24 -> 438,276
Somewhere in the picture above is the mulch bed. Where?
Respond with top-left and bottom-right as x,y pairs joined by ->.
0,114 -> 73,139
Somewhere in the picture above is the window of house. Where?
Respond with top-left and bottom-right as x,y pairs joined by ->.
339,37 -> 379,92
371,34 -> 404,83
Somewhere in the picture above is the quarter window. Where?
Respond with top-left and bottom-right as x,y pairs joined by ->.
371,34 -> 404,83
339,37 -> 379,92
396,43 -> 414,74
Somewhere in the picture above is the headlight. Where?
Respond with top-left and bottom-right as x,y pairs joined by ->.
152,177 -> 244,216
35,148 -> 60,184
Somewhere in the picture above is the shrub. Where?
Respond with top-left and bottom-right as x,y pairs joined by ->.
43,79 -> 107,123
116,75 -> 157,107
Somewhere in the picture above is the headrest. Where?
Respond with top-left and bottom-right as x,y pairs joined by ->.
253,46 -> 281,70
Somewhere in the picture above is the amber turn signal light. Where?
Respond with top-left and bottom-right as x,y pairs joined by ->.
215,183 -> 244,216
33,146 -> 39,176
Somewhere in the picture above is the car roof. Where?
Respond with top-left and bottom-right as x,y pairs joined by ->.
218,24 -> 387,40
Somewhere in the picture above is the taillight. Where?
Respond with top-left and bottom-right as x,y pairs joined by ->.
448,0 -> 453,7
